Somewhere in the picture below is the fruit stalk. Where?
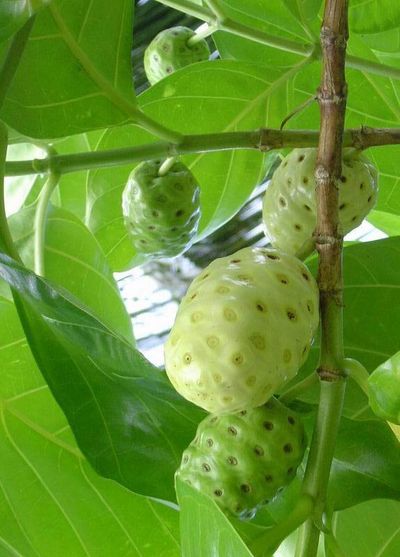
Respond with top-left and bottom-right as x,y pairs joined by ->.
0,124 -> 21,262
296,1 -> 349,556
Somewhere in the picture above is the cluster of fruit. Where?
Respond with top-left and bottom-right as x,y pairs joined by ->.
121,27 -> 380,518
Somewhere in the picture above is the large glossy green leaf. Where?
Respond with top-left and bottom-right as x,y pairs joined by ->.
0,0 -> 51,44
86,59 -> 319,270
368,210 -> 400,236
8,202 -> 134,343
328,417 -> 400,509
176,479 -> 254,557
0,296 -> 180,556
284,238 -> 400,421
0,0 -> 135,139
333,499 -> 400,556
349,1 -> 400,33
0,254 -> 205,501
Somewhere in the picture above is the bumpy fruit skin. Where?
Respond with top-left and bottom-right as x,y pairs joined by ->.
368,353 -> 400,424
144,26 -> 210,85
262,148 -> 378,258
176,397 -> 307,519
164,247 -> 319,413
122,160 -> 201,258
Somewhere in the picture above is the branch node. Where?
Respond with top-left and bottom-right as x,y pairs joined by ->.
317,367 -> 347,382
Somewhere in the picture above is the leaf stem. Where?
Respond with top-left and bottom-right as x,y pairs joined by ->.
5,126 -> 400,177
249,495 -> 315,557
344,357 -> 369,396
0,16 -> 36,111
0,124 -> 21,262
34,169 -> 60,276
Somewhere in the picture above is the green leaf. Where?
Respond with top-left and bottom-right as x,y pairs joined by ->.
0,0 -> 51,44
284,238 -> 400,421
0,296 -> 180,556
349,1 -> 400,33
9,202 -> 134,343
176,478 -> 254,557
368,351 -> 400,424
328,417 -> 400,509
0,254 -> 205,501
214,0 -> 317,68
368,210 -> 400,236
333,499 -> 400,556
0,0 -> 136,139
283,0 -> 322,23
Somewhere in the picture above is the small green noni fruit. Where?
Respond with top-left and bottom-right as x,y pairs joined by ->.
164,247 -> 319,413
122,160 -> 201,258
262,148 -> 378,258
144,26 -> 210,85
177,398 -> 306,519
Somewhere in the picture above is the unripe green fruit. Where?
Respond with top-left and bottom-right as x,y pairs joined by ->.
122,160 -> 201,259
144,26 -> 210,85
164,247 -> 319,413
262,148 -> 378,258
176,397 -> 307,519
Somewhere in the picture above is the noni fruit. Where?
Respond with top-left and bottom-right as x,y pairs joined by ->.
144,26 -> 210,85
176,397 -> 307,519
262,148 -> 378,258
122,160 -> 201,259
164,247 -> 319,413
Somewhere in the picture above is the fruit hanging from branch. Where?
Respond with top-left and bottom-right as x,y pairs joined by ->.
165,246 -> 319,413
176,397 -> 307,519
262,148 -> 378,259
144,26 -> 210,85
122,159 -> 201,259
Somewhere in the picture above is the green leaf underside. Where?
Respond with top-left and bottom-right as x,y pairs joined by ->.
0,0 -> 136,138
368,210 -> 400,236
0,254 -> 205,501
9,202 -> 134,343
333,499 -> 400,556
0,296 -> 180,557
328,417 -> 400,509
349,1 -> 400,33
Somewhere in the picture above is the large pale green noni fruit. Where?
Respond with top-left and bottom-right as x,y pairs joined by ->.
176,398 -> 307,519
262,148 -> 378,258
144,26 -> 210,85
122,160 -> 201,259
164,247 -> 319,413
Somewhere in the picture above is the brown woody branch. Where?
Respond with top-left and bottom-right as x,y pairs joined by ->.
295,2 -> 349,556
